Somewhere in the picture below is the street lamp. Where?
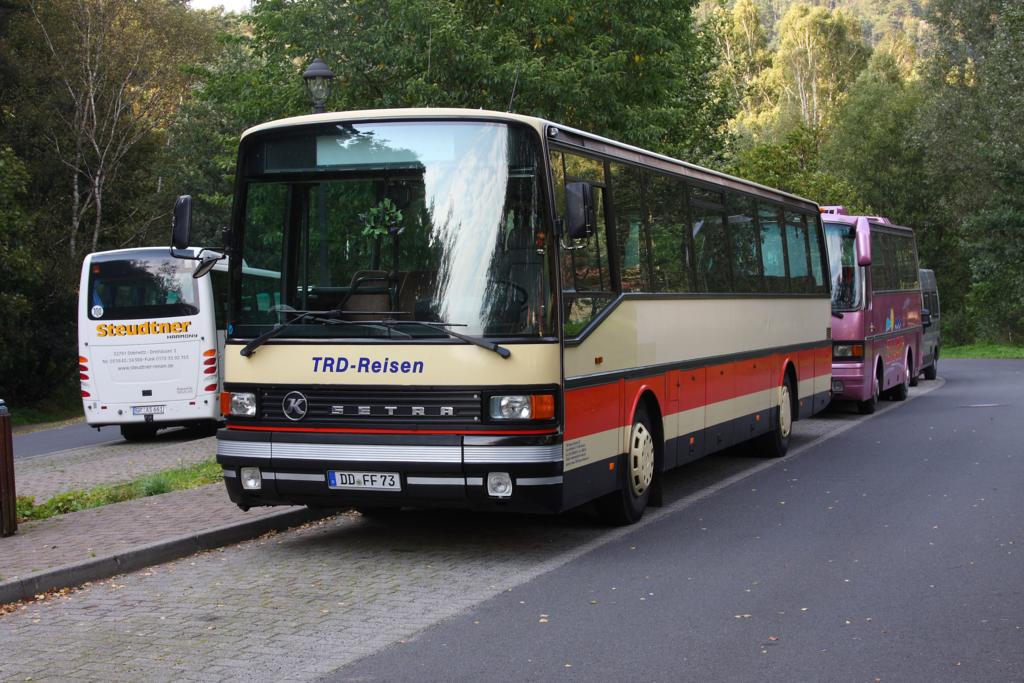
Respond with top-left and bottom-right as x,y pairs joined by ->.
302,57 -> 334,114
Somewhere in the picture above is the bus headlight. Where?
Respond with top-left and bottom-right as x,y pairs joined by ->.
833,343 -> 864,360
240,467 -> 262,490
487,472 -> 513,498
223,391 -> 256,417
488,394 -> 555,421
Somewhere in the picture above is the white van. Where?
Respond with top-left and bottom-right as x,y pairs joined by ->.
78,247 -> 227,440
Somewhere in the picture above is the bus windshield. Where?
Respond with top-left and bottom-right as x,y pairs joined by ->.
235,121 -> 555,340
824,222 -> 862,311
87,251 -> 199,321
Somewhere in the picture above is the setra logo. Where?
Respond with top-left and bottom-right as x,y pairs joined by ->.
282,391 -> 308,421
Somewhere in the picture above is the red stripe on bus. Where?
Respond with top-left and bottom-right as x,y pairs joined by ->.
227,425 -> 559,436
565,349 -> 831,441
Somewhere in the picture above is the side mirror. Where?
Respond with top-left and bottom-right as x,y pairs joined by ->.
855,219 -> 872,267
565,182 -> 595,241
172,195 -> 193,250
921,308 -> 932,328
193,250 -> 223,279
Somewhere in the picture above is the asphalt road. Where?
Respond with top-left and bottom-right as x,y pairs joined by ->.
325,359 -> 1024,682
12,422 -> 119,459
11,421 -> 203,460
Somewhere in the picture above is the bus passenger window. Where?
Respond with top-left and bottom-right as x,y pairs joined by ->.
759,203 -> 788,293
611,162 -> 642,292
691,187 -> 731,293
728,193 -> 762,293
646,172 -> 692,293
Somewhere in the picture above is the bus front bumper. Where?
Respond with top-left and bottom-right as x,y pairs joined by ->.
216,429 -> 565,514
830,362 -> 870,402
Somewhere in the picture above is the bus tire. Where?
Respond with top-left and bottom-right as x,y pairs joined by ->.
120,423 -> 158,441
756,374 -> 793,458
597,408 -> 655,525
889,354 -> 910,401
857,366 -> 880,414
924,353 -> 938,380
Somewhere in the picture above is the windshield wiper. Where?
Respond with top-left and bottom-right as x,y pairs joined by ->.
239,309 -> 406,357
381,319 -> 511,359
831,310 -> 845,319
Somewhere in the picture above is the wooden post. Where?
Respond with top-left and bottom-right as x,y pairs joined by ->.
0,399 -> 16,537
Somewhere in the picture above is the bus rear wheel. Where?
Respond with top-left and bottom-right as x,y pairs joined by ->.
597,408 -> 655,525
756,375 -> 793,458
924,355 -> 938,380
120,423 -> 158,441
888,354 -> 910,401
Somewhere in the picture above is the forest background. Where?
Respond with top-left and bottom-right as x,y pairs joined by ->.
0,0 -> 1021,406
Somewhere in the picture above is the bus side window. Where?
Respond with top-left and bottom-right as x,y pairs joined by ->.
691,186 -> 731,293
727,193 -> 762,293
785,211 -> 814,293
610,162 -> 643,292
552,149 -> 613,337
646,171 -> 692,293
759,202 -> 788,293
807,212 -> 828,293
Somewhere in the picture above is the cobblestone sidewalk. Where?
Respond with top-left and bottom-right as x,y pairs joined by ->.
14,434 -> 217,502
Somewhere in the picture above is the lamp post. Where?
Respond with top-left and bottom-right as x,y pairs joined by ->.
303,58 -> 335,287
302,57 -> 335,114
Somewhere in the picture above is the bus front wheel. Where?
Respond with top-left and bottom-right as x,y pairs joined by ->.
597,408 -> 655,525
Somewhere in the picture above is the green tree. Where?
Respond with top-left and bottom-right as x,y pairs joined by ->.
912,0 -> 1018,342
728,126 -> 866,208
12,0 -> 218,257
957,2 -> 1024,342
768,4 -> 870,133
0,0 -> 219,403
247,0 -> 731,160
0,146 -> 37,399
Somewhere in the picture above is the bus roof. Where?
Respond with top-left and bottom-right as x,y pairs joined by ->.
86,247 -> 230,273
820,213 -> 915,234
240,108 -> 819,211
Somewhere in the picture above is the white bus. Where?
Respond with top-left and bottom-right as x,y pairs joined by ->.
77,247 -> 228,440
172,109 -> 832,523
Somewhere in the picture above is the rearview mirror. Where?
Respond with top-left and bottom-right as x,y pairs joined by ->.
855,218 -> 872,267
565,182 -> 595,241
172,195 -> 193,250
921,308 -> 932,328
193,250 -> 223,279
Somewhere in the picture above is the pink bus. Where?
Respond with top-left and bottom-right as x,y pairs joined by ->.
822,207 -> 923,414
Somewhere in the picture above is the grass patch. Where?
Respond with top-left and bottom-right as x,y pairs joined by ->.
9,402 -> 82,428
5,385 -> 82,428
16,458 -> 222,523
943,344 -> 1024,359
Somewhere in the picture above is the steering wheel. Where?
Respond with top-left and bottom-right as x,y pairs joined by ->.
491,280 -> 529,310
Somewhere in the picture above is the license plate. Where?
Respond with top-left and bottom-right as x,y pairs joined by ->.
132,405 -> 165,415
327,470 -> 401,491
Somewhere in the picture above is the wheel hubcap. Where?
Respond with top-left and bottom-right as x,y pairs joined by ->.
628,421 -> 655,497
779,384 -> 792,439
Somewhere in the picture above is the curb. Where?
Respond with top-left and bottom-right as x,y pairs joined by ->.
0,506 -> 333,606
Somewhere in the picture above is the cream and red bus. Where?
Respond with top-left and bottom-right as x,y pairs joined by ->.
171,109 -> 832,523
